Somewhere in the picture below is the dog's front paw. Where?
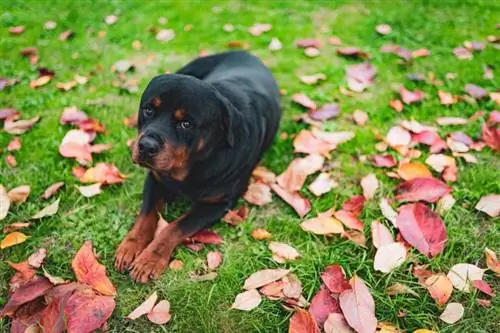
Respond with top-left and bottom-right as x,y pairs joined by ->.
129,250 -> 169,284
115,236 -> 149,273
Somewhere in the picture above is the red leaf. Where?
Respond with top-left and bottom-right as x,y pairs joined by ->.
342,196 -> 365,216
482,124 -> 500,151
9,297 -> 46,333
372,154 -> 397,168
346,63 -> 377,92
0,276 -> 53,317
80,163 -> 126,184
400,87 -> 425,104
295,39 -> 321,49
293,130 -> 337,156
321,265 -> 350,293
309,103 -> 340,121
397,203 -> 447,257
277,154 -> 324,192
223,205 -> 249,225
336,47 -> 369,58
334,210 -> 364,231
339,276 -> 377,333
244,183 -> 272,206
465,84 -> 487,99
71,240 -> 116,296
292,93 -> 317,110
289,309 -> 320,333
309,285 -> 341,327
40,284 -> 77,333
65,288 -> 115,333
6,261 -> 37,290
190,230 -> 222,244
396,177 -> 451,203
60,106 -> 88,125
7,137 -> 21,151
472,280 -> 495,296
270,183 -> 311,217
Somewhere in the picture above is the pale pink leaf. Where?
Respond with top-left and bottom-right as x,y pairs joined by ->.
339,276 -> 377,333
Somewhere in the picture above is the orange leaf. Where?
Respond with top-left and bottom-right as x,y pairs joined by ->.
289,309 -> 320,333
71,240 -> 116,296
397,162 -> 432,181
425,274 -> 453,305
1,231 -> 29,249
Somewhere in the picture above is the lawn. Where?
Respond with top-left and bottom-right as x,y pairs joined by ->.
1,0 -> 499,332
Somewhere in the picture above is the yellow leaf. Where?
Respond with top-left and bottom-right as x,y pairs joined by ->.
1,232 -> 29,249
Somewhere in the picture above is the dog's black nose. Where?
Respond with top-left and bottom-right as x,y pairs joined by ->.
138,137 -> 159,159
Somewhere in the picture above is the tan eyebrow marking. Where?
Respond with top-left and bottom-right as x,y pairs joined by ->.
174,109 -> 185,121
152,97 -> 162,107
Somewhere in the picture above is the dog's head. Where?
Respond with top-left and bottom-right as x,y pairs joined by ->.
132,74 -> 234,180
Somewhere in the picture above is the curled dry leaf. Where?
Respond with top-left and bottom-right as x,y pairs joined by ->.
447,263 -> 485,292
269,241 -> 300,261
379,198 -> 398,227
339,276 -> 377,333
207,251 -> 223,270
374,242 -> 407,273
439,302 -> 464,324
31,198 -> 60,219
7,185 -> 30,204
395,177 -> 451,203
28,248 -> 47,268
321,265 -> 350,293
6,154 -> 17,168
475,194 -> 500,217
289,309 -> 320,333
397,203 -> 447,257
127,291 -> 158,320
438,90 -> 458,105
270,183 -> 311,217
386,283 -> 419,297
251,228 -> 272,240
147,300 -> 172,325
308,173 -> 337,197
243,268 -> 290,290
231,289 -> 262,311
336,47 -> 369,59
244,183 -> 272,206
80,163 -> 126,185
371,221 -> 394,249
360,173 -> 378,200
4,116 -> 40,134
260,280 -> 285,299
41,182 -> 64,200
71,240 -> 116,296
3,222 -> 30,233
425,274 -> 453,305
482,123 -> 500,151
436,194 -> 456,215
343,229 -> 367,247
484,248 -> 500,275
1,231 -> 29,249
301,215 -> 344,235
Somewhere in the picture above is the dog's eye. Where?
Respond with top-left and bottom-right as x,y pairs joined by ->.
143,108 -> 154,118
177,121 -> 192,129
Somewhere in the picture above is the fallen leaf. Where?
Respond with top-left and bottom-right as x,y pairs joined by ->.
376,24 -> 392,35
464,84 -> 487,99
1,232 -> 29,249
296,39 -> 321,49
231,289 -> 262,311
289,309 -> 320,333
371,221 -> 394,249
292,93 -> 317,110
104,14 -> 118,25
147,300 -> 172,324
379,198 -> 398,227
334,210 -> 363,231
269,242 -> 300,261
482,123 -> 500,151
360,173 -> 378,199
251,228 -> 272,240
300,73 -> 326,85
425,274 -> 453,305
343,229 -> 367,247
352,109 -> 368,125
80,163 -> 126,184
41,182 -> 64,200
472,280 -> 494,296
59,30 -> 74,41
310,103 -> 340,121
7,137 -> 21,151
397,203 -> 447,257
259,280 -> 286,299
425,154 -> 456,173
400,87 -> 425,104
268,38 -> 283,51
374,242 -> 407,273
372,155 -> 397,168
60,106 -> 88,125
436,193 -> 456,215
244,183 -> 272,206
412,48 -> 431,58
283,274 -> 302,299
436,117 -> 468,126
389,99 -> 404,112
308,173 -> 337,196
304,47 -> 320,57
277,154 -> 324,192
386,126 -> 411,148
189,271 -> 218,282
447,263 -> 485,292
8,185 -> 30,204
3,222 -> 31,233
9,25 -> 25,35
223,205 -> 249,225
321,265 -> 350,293
397,162 -> 432,180
309,284 -> 341,325
43,267 -> 68,285
477,298 -> 491,307
77,183 -> 102,198
438,90 -> 458,105
439,302 -> 464,324
475,194 -> 500,217
6,154 -> 17,168
248,23 -> 272,36
207,251 -> 223,269
484,248 -> 500,275
0,184 -> 10,221
28,248 -> 47,268
156,29 -> 175,42
346,63 -> 377,92
71,240 -> 116,296
64,289 -> 115,332
453,47 -> 473,60
31,198 -> 60,219
339,276 -> 377,333
301,215 -> 344,235
127,291 -> 158,320
396,177 -> 451,203
386,283 -> 419,297
324,313 -> 353,333
270,184 -> 311,217
243,269 -> 290,290
293,130 -> 337,156
4,116 -> 40,134
343,196 -> 365,216
336,47 -> 369,59
0,276 -> 53,316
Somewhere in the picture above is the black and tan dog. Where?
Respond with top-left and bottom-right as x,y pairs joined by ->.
115,51 -> 281,283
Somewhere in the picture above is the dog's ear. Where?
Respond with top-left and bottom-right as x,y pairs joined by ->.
215,92 -> 236,148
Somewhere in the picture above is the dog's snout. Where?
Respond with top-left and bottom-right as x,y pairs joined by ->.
138,137 -> 159,159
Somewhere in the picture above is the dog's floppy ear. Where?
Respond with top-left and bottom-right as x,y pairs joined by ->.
214,91 -> 236,148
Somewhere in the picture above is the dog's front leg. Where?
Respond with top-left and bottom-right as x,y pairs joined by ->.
129,201 -> 229,283
115,172 -> 170,273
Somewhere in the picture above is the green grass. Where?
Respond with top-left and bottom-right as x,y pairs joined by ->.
1,0 -> 499,332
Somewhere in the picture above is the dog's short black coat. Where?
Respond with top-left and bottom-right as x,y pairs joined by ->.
115,51 -> 281,282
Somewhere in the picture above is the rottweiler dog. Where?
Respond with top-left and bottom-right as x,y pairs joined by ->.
115,51 -> 281,283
